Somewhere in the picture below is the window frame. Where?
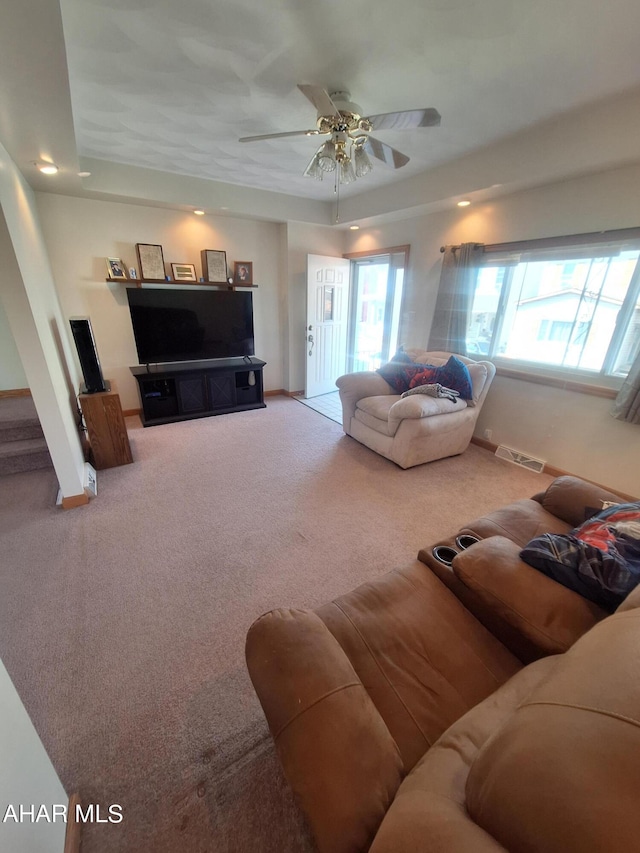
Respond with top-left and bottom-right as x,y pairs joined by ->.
465,228 -> 640,392
343,245 -> 409,372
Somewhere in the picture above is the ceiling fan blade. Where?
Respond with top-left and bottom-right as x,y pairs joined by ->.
297,84 -> 341,118
365,108 -> 441,131
239,129 -> 322,143
364,136 -> 410,169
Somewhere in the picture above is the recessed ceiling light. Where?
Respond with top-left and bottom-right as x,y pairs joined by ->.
77,171 -> 91,178
349,225 -> 360,231
457,200 -> 471,207
193,209 -> 205,216
36,162 -> 58,175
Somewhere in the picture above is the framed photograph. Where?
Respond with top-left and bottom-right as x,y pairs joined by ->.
234,261 -> 253,286
106,258 -> 127,280
171,263 -> 197,282
136,243 -> 165,281
201,249 -> 227,283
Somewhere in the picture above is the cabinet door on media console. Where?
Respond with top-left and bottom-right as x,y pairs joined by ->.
176,374 -> 207,413
207,373 -> 236,409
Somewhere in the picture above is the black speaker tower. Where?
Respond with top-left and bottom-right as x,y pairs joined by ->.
69,317 -> 107,394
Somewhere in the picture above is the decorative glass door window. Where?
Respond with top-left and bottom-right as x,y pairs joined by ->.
323,286 -> 334,321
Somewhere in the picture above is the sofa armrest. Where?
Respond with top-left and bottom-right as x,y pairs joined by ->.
451,537 -> 607,656
246,608 -> 403,853
535,475 -> 627,527
388,394 -> 467,422
336,372 -> 394,433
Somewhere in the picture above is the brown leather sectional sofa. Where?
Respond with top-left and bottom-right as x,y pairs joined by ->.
246,476 -> 640,852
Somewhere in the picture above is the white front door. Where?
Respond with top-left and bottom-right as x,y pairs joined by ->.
305,254 -> 351,398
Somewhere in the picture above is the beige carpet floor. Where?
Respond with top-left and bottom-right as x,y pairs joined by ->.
0,396 -> 552,852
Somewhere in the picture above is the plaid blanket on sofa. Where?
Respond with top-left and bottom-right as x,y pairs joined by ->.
520,502 -> 640,610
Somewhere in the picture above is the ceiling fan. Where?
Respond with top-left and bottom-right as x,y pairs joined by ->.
239,84 -> 441,186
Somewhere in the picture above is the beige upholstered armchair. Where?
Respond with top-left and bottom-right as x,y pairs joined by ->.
336,350 -> 496,468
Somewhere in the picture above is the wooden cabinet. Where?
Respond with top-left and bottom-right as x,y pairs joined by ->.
79,385 -> 133,469
130,358 -> 266,427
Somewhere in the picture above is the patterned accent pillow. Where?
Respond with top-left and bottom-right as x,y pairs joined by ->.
377,354 -> 473,398
376,360 -> 423,393
409,356 -> 473,399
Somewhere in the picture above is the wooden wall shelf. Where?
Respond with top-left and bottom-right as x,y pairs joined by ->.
106,278 -> 258,290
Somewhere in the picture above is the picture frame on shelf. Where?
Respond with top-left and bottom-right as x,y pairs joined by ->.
234,261 -> 253,285
106,258 -> 127,280
170,263 -> 197,282
201,249 -> 227,283
136,243 -> 165,281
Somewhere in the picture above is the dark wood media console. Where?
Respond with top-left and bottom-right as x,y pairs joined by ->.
130,357 -> 266,427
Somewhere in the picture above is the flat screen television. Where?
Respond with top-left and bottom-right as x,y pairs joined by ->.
126,288 -> 255,364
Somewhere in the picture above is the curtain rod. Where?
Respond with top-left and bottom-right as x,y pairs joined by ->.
440,226 -> 640,254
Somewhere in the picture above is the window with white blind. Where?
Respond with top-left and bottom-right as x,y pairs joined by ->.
466,231 -> 640,382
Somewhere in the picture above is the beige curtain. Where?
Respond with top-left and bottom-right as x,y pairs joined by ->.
612,350 -> 640,424
427,243 -> 484,354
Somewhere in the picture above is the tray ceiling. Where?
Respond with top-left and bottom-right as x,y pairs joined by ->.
58,0 -> 640,203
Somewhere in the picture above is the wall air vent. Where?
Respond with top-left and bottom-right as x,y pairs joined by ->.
495,444 -> 546,473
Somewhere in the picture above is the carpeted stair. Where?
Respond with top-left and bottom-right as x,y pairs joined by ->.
0,396 -> 53,476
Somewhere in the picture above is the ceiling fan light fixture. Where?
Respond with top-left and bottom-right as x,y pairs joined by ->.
339,158 -> 356,185
353,145 -> 372,178
304,153 -> 324,180
317,140 -> 337,172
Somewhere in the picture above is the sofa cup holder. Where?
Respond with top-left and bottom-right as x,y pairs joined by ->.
456,534 -> 481,550
432,545 -> 459,567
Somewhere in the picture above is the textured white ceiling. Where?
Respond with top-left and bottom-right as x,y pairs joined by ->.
58,0 -> 640,202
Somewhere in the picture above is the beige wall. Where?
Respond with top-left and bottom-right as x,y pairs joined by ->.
0,299 -> 27,390
344,163 -> 640,496
473,376 -> 639,495
35,194 -> 284,410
